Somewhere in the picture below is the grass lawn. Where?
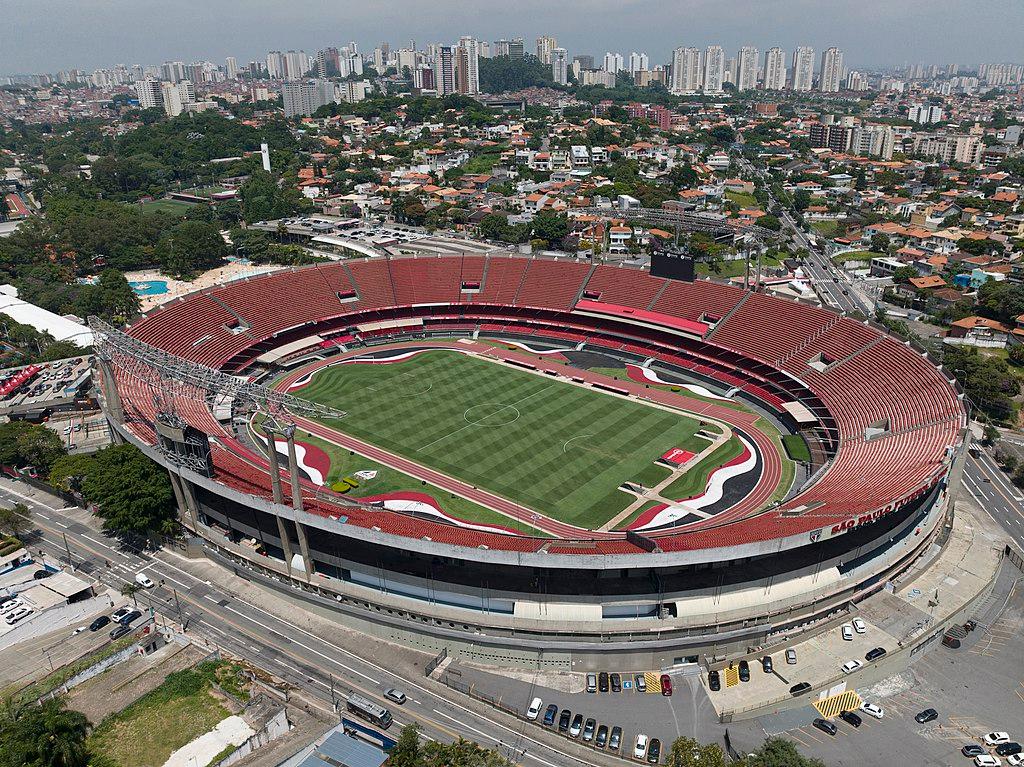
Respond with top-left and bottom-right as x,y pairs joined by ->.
782,434 -> 811,462
586,366 -> 750,412
264,423 -> 549,535
833,250 -> 883,264
726,190 -> 758,208
612,500 -> 664,531
759,418 -> 797,503
697,253 -> 785,280
810,220 -> 843,238
88,662 -> 240,767
299,351 -> 704,529
660,436 -> 746,499
138,199 -> 195,216
462,151 -> 504,175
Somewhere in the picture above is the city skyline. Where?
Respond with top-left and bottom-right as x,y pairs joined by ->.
3,0 -> 1024,75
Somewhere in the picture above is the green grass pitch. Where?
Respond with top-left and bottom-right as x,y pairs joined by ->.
298,351 -> 704,529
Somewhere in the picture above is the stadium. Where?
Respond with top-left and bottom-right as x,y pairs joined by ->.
93,253 -> 967,669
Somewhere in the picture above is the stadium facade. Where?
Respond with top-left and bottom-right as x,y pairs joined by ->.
95,255 -> 967,669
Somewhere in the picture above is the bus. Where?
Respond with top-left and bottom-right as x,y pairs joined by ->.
346,694 -> 393,729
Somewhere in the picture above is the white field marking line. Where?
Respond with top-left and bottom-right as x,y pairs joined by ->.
562,434 -> 595,453
154,551 -> 592,764
463,404 -> 520,427
416,384 -> 554,452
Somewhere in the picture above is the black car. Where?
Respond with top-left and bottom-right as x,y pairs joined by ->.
647,738 -> 661,764
32,569 -> 52,580
790,682 -> 812,696
996,743 -> 1023,757
839,710 -> 862,728
738,660 -> 750,682
595,725 -> 608,748
708,670 -> 721,691
914,708 -> 938,724
542,704 -> 557,726
598,671 -> 609,692
864,647 -> 887,662
812,718 -> 837,736
610,673 -> 621,692
962,745 -> 986,757
89,615 -> 111,632
109,624 -> 132,640
761,655 -> 773,674
558,710 -> 571,733
0,595 -> 15,607
118,609 -> 142,626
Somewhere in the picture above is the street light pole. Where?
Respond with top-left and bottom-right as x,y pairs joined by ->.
62,533 -> 74,571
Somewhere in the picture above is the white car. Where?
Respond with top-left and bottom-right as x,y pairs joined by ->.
975,756 -> 1001,767
526,697 -> 542,721
633,734 -> 649,760
986,733 -> 1012,746
135,572 -> 155,588
860,702 -> 884,719
841,624 -> 853,641
4,606 -> 32,625
0,598 -> 24,615
842,660 -> 863,674
111,606 -> 134,623
852,617 -> 867,634
1006,754 -> 1024,766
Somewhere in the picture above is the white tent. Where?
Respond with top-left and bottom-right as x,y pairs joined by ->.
0,285 -> 95,347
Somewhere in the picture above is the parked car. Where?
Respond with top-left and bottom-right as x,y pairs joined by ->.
708,670 -> 721,691
738,661 -> 750,682
609,726 -> 623,752
384,688 -> 406,705
761,656 -> 773,674
842,660 -> 863,674
583,718 -> 596,742
595,723 -> 609,748
842,624 -> 854,641
974,756 -> 1001,767
89,615 -> 111,631
789,682 -> 812,696
4,606 -> 32,625
996,744 -> 1023,757
542,704 -> 557,726
987,734 -> 1013,746
0,598 -> 24,614
865,647 -> 887,662
110,607 -> 134,623
526,697 -> 542,721
860,702 -> 884,719
813,718 -> 837,736
852,617 -> 867,633
598,672 -> 609,692
963,745 -> 987,757
32,569 -> 52,580
635,674 -> 646,692
109,624 -> 132,640
915,708 -> 939,724
786,648 -> 797,665
558,710 -> 571,733
569,713 -> 583,738
1006,754 -> 1024,766
647,738 -> 661,764
839,710 -> 862,728
586,673 -> 597,693
117,610 -> 141,626
633,734 -> 649,760
610,673 -> 622,692
660,674 -> 672,696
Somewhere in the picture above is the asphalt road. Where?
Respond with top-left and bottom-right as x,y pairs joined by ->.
962,449 -> 1024,547
0,479 -> 617,767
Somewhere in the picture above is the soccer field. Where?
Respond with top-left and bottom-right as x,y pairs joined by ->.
298,351 -> 707,529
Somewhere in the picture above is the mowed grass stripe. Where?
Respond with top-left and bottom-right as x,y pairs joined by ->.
300,351 -> 701,529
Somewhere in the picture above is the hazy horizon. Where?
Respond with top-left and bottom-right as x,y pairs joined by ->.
3,0 -> 1024,75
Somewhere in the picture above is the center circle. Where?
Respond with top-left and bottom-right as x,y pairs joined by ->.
464,403 -> 521,427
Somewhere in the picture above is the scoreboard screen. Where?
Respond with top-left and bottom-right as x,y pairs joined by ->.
650,247 -> 695,282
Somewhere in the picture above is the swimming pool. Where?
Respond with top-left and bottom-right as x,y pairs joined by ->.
129,280 -> 170,296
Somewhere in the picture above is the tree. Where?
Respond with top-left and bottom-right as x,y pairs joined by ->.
0,503 -> 31,538
239,170 -> 312,223
530,211 -> 569,248
1009,344 -> 1024,367
982,424 -> 1000,445
744,737 -> 825,767
758,215 -> 781,231
0,697 -> 91,767
668,737 -> 727,767
709,124 -> 736,146
792,189 -> 811,212
155,220 -> 229,278
478,54 -> 553,92
389,724 -> 422,767
120,582 -> 142,607
77,444 -> 176,536
0,421 -> 65,474
870,233 -> 891,253
891,265 -> 918,284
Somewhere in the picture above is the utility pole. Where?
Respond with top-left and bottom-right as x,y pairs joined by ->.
172,588 -> 185,630
62,533 -> 74,571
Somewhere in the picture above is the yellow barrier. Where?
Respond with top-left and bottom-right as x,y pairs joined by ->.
813,690 -> 863,719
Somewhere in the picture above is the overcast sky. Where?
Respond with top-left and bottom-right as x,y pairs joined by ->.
3,0 -> 1023,75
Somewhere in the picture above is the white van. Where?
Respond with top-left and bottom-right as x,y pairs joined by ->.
135,572 -> 155,589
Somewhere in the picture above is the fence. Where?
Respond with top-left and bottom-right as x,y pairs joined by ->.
423,646 -> 447,677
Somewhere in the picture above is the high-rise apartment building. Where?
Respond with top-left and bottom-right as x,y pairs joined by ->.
763,47 -> 787,90
551,48 -> 569,85
819,47 -> 844,92
225,57 -> 238,80
536,36 -> 558,64
670,47 -> 702,94
412,64 -> 435,91
627,52 -> 649,74
737,46 -> 759,90
508,39 -> 525,59
281,80 -> 334,118
603,52 -> 625,73
456,36 -> 480,94
573,54 -> 595,71
703,46 -> 726,93
135,78 -> 162,110
434,45 -> 457,95
265,51 -> 283,79
791,46 -> 815,91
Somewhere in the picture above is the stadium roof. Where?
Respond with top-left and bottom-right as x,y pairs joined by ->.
0,285 -> 94,347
